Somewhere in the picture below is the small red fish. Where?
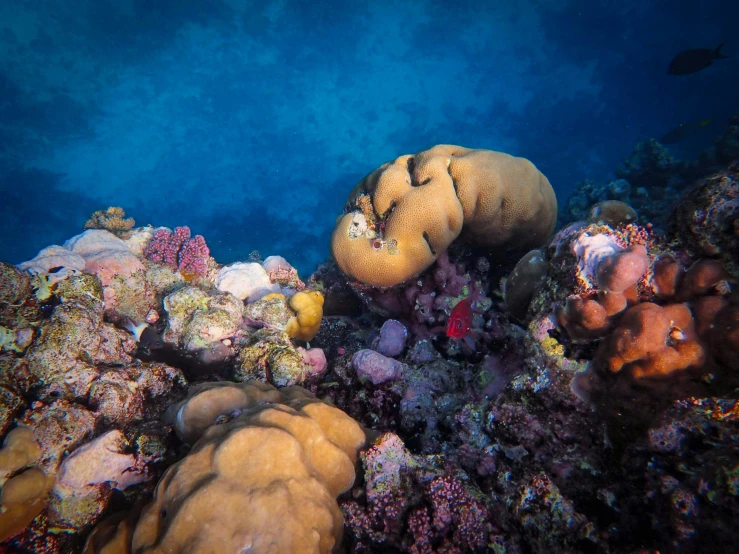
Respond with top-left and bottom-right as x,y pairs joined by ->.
446,297 -> 473,339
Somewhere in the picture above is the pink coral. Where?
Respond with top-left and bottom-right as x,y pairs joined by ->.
178,234 -> 210,279
358,252 -> 490,344
596,244 -> 648,293
424,474 -> 489,551
297,346 -> 328,379
144,226 -> 210,279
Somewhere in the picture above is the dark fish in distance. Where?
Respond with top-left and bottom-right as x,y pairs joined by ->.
660,119 -> 713,144
668,43 -> 727,75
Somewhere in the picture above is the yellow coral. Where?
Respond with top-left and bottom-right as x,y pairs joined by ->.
84,207 -> 135,238
331,145 -> 557,287
285,290 -> 324,342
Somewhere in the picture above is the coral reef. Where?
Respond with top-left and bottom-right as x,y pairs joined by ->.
349,251 -> 494,348
1,138 -> 739,554
16,245 -> 86,284
615,138 -> 682,190
342,432 -> 492,553
504,248 -> 549,323
374,318 -> 408,357
352,348 -> 405,385
161,286 -> 243,355
214,261 -> 280,301
331,145 -> 557,287
587,199 -> 638,227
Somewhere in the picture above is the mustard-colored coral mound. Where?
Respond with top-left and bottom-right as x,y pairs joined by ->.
285,290 -> 324,342
132,383 -> 367,554
331,145 -> 558,287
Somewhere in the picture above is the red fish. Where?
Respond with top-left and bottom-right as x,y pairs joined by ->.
446,297 -> 473,339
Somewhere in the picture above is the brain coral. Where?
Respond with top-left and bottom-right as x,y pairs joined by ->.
131,382 -> 367,554
331,145 -> 557,287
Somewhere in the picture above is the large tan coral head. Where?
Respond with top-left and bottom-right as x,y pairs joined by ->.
331,145 -> 558,287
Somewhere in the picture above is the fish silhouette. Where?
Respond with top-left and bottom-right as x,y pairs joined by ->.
668,43 -> 727,75
660,119 -> 713,144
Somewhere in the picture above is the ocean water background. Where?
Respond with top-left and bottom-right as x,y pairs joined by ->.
0,0 -> 736,276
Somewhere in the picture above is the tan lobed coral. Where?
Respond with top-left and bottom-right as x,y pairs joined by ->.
129,382 -> 367,554
331,145 -> 557,287
0,426 -> 52,543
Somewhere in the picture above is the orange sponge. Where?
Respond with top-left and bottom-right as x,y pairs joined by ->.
595,302 -> 704,379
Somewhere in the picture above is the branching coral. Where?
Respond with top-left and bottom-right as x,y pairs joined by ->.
331,145 -> 557,287
144,227 -> 210,281
84,207 -> 135,239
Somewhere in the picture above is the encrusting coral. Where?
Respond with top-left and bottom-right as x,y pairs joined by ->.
331,145 -> 557,287
84,207 -> 136,239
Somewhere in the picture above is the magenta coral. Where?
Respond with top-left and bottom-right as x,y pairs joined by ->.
144,226 -> 210,279
178,234 -> 210,279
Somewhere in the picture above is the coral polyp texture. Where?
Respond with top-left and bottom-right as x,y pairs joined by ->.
127,382 -> 367,554
144,226 -> 211,280
331,145 -> 557,287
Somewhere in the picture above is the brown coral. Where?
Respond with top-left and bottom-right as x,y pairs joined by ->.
84,207 -> 135,239
331,145 -> 557,287
131,382 -> 367,554
587,200 -> 638,228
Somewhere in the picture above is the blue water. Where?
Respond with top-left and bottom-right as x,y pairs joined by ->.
0,0 -> 736,276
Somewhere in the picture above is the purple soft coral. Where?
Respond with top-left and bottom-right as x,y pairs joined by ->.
144,226 -> 210,279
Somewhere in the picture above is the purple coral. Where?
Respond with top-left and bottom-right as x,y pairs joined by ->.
352,349 -> 404,385
424,474 -> 489,551
376,319 -> 408,357
144,226 -> 210,279
342,433 -> 491,553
